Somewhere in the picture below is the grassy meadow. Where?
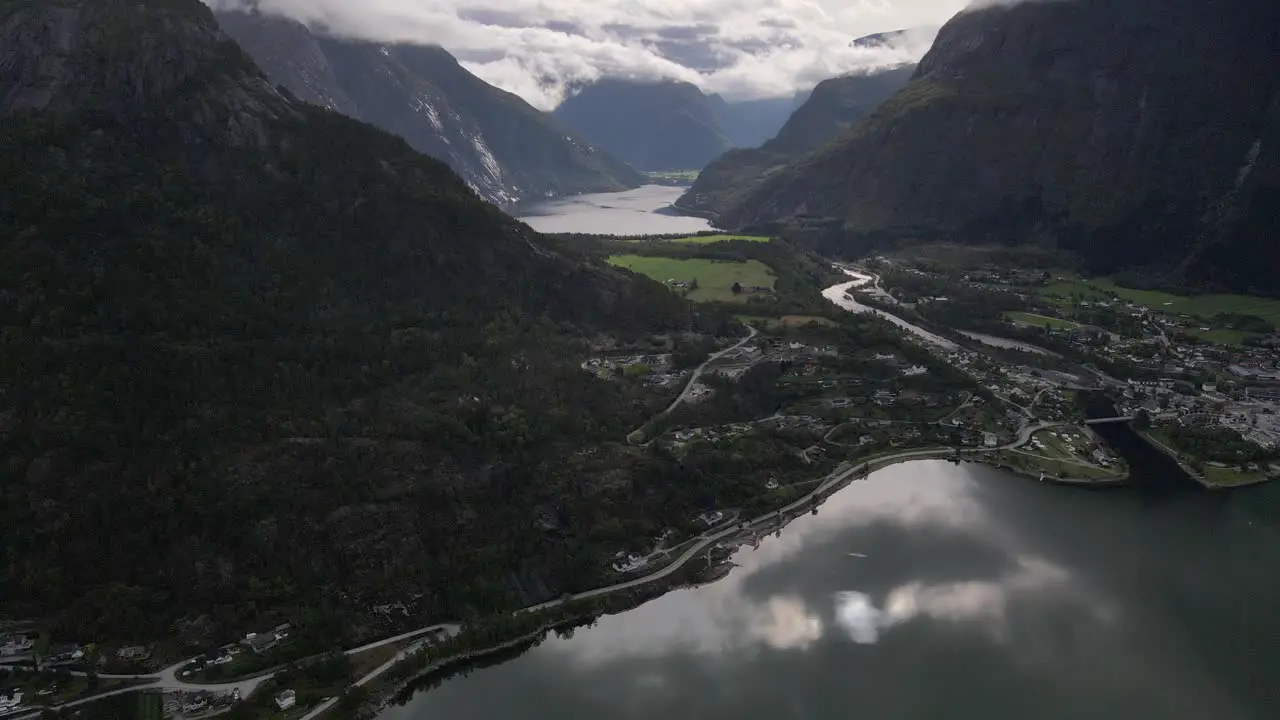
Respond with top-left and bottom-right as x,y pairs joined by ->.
1004,311 -> 1081,330
608,255 -> 776,303
1041,277 -> 1280,324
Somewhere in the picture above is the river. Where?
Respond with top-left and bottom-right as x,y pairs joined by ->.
822,270 -> 959,351
515,185 -> 713,235
383,461 -> 1280,719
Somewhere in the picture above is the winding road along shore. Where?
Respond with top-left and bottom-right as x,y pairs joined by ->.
15,268 -> 1100,718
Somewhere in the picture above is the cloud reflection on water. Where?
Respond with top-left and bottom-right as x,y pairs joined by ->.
548,462 -> 1105,667
835,555 -> 1078,644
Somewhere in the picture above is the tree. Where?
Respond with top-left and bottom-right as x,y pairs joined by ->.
732,282 -> 743,295
690,277 -> 699,290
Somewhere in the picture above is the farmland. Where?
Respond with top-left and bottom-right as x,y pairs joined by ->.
607,255 -> 776,303
1041,277 -> 1280,325
1003,311 -> 1081,330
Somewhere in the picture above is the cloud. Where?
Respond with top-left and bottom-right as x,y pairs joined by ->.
206,0 -> 970,109
834,555 -> 1112,645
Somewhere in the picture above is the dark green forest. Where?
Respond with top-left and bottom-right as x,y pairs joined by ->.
0,0 -> 737,648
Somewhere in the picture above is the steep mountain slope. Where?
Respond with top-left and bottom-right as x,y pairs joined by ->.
720,0 -> 1280,294
677,66 -> 914,218
708,94 -> 797,149
214,9 -> 643,206
0,0 -> 701,642
554,79 -> 734,172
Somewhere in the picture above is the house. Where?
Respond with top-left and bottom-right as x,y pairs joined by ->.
43,643 -> 85,667
273,624 -> 292,642
183,695 -> 209,714
611,553 -> 647,573
1,634 -> 35,658
697,510 -> 725,527
0,689 -> 24,713
984,432 -> 999,448
116,645 -> 150,662
244,633 -> 279,655
275,689 -> 297,711
765,478 -> 780,490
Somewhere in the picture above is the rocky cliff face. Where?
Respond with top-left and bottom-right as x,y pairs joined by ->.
721,0 -> 1280,294
554,79 -> 734,172
677,66 -> 913,218
215,9 -> 643,206
0,0 -> 288,143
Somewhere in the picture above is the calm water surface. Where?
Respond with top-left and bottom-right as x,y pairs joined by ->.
516,185 -> 712,235
383,461 -> 1280,720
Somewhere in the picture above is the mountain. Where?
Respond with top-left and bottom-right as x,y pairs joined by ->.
850,29 -> 913,49
718,0 -> 1280,295
0,0 -> 705,642
676,65 -> 914,218
554,79 -> 734,172
213,9 -> 643,206
708,94 -> 797,149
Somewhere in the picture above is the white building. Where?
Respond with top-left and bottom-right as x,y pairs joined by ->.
0,690 -> 24,713
275,689 -> 297,711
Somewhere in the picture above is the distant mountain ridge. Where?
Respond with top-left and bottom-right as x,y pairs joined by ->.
717,0 -> 1280,294
676,65 -> 915,218
553,79 -> 735,172
214,9 -> 643,206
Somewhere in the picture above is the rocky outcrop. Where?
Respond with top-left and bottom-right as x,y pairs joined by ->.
717,0 -> 1280,294
0,0 -> 289,146
676,66 -> 913,218
215,9 -> 643,206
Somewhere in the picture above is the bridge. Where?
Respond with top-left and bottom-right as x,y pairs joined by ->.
1085,416 -> 1135,425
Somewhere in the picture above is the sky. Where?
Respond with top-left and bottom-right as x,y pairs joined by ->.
209,0 -> 974,109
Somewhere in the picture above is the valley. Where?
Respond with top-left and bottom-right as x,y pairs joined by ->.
4,0 -> 1280,719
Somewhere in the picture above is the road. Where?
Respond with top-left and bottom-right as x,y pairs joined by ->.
31,623 -> 462,718
661,326 -> 759,415
290,624 -> 463,720
28,427 -> 1053,719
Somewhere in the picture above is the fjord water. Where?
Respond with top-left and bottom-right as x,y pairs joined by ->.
515,185 -> 713,235
383,461 -> 1280,720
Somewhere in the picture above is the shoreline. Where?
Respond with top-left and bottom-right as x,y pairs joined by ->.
358,448 -> 1124,716
972,455 -> 1128,487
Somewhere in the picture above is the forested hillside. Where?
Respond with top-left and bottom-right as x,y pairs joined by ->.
678,66 -> 914,218
0,0 -> 716,645
719,0 -> 1280,295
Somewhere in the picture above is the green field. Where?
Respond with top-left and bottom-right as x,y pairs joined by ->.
609,255 -> 775,303
1004,311 -> 1080,330
646,169 -> 701,182
1184,328 -> 1262,347
734,314 -> 836,330
667,233 -> 770,245
1042,277 -> 1280,324
1204,465 -> 1271,487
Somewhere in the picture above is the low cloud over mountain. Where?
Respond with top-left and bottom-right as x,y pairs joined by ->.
207,0 -> 965,108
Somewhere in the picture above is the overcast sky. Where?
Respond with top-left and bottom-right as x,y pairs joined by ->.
210,1 -> 974,109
